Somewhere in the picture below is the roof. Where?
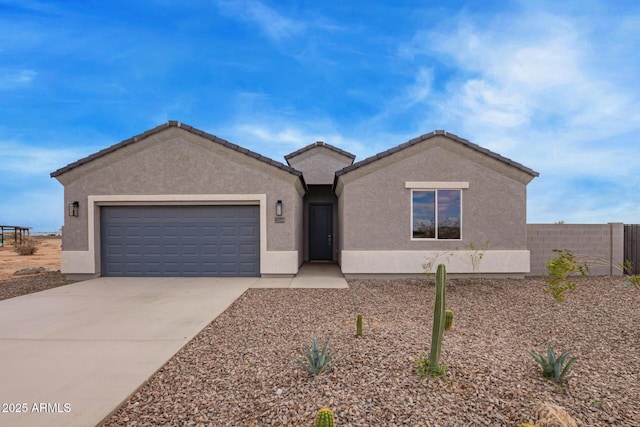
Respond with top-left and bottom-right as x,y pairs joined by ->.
284,141 -> 356,166
50,121 -> 306,188
334,130 -> 539,179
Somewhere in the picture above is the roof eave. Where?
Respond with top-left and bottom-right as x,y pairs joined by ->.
50,121 -> 308,190
334,130 -> 539,179
284,141 -> 356,165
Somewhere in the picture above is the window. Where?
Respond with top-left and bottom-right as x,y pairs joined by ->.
412,189 -> 461,239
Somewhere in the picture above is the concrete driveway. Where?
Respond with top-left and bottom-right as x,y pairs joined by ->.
0,277 -> 254,427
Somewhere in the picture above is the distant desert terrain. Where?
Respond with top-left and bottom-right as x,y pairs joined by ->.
0,238 -> 62,279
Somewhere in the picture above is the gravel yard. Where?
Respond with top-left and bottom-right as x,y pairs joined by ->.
101,276 -> 639,427
0,271 -> 73,301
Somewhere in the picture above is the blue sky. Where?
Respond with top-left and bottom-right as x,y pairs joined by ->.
1,0 -> 639,231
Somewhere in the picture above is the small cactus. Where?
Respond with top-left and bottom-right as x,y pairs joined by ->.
315,407 -> 335,427
356,314 -> 363,337
428,264 -> 446,374
444,309 -> 454,331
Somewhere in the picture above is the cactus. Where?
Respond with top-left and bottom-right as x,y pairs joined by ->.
444,309 -> 454,331
428,264 -> 447,373
315,407 -> 335,427
356,314 -> 363,337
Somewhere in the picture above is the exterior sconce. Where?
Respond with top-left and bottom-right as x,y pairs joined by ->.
275,200 -> 283,216
69,201 -> 79,217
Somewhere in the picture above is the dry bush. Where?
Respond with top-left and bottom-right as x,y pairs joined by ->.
13,239 -> 40,256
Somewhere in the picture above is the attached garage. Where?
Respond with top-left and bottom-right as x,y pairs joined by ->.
51,122 -> 307,279
100,205 -> 260,277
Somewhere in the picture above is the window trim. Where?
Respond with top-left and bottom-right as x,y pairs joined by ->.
410,188 -> 463,241
405,181 -> 469,189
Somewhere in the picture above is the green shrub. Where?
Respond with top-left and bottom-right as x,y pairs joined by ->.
297,337 -> 332,376
626,275 -> 640,288
544,249 -> 588,301
622,260 -> 640,288
414,352 -> 447,378
466,240 -> 489,275
530,345 -> 577,384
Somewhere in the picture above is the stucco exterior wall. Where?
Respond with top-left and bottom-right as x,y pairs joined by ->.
286,146 -> 353,185
527,223 -> 624,276
336,136 -> 534,275
55,127 -> 305,276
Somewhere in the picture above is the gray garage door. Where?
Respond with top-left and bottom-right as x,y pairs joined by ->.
101,205 -> 260,277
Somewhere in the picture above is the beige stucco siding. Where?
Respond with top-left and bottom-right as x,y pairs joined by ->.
337,137 -> 530,252
56,127 -> 304,275
286,146 -> 353,185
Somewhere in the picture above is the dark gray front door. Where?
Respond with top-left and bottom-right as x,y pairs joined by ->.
309,204 -> 333,261
101,205 -> 260,277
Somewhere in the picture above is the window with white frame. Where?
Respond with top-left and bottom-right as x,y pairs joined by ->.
412,189 -> 461,239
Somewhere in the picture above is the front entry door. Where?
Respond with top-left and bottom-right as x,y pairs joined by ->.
309,204 -> 333,261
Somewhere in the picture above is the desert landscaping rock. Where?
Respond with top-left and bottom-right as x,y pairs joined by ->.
100,276 -> 639,426
13,266 -> 48,276
0,271 -> 73,301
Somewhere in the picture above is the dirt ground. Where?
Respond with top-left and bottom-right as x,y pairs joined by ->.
0,237 -> 62,279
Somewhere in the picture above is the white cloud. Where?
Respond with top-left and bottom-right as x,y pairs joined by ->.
395,6 -> 640,222
407,67 -> 434,105
217,119 -> 371,163
0,141 -> 90,176
400,10 -> 640,137
0,69 -> 36,90
215,0 -> 304,40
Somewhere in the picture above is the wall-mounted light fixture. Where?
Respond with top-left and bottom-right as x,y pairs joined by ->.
275,200 -> 283,216
69,201 -> 79,217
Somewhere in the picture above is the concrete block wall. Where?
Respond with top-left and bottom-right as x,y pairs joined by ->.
527,223 -> 624,276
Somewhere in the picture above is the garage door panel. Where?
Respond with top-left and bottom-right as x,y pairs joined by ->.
105,244 -> 123,256
239,225 -> 257,237
125,246 -> 143,257
202,226 -> 218,236
221,244 -> 239,256
201,244 -> 218,255
182,226 -> 199,236
182,245 -> 198,256
105,226 -> 124,237
145,262 -> 162,273
221,226 -> 238,237
145,244 -> 162,255
163,244 -> 180,255
101,206 -> 259,277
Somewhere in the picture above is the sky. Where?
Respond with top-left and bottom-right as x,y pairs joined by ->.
1,0 -> 639,232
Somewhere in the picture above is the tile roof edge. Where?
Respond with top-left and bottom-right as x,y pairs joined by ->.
334,130 -> 539,178
50,121 -> 307,186
284,141 -> 356,165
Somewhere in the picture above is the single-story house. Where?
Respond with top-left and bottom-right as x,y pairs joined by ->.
51,121 -> 539,280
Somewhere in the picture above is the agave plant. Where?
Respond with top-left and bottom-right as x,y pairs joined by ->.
297,337 -> 332,376
530,345 -> 577,384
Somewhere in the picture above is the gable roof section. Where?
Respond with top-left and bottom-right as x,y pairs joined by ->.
334,130 -> 539,181
284,141 -> 356,166
50,121 -> 307,188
